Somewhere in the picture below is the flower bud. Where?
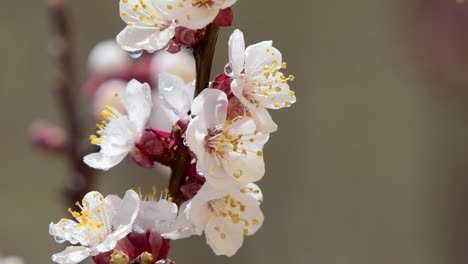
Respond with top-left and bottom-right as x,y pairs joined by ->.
150,47 -> 196,84
88,40 -> 130,76
29,120 -> 68,151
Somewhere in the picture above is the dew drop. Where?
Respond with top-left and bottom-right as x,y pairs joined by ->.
224,63 -> 233,77
128,50 -> 143,59
54,236 -> 66,244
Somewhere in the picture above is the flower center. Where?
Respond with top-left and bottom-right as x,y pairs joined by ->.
207,195 -> 260,238
64,194 -> 112,245
89,104 -> 121,145
192,0 -> 214,8
244,59 -> 295,108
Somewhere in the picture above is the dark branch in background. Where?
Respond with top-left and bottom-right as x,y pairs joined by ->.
168,24 -> 220,205
46,0 -> 96,204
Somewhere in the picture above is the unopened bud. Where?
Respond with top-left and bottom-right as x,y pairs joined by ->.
29,120 -> 68,151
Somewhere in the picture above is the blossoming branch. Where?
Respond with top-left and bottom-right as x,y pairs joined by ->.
44,0 -> 296,263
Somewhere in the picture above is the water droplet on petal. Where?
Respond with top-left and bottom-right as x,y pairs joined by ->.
128,50 -> 143,59
224,63 -> 233,77
155,259 -> 175,264
54,236 -> 66,244
197,170 -> 204,176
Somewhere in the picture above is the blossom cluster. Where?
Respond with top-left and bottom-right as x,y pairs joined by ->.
49,0 -> 296,263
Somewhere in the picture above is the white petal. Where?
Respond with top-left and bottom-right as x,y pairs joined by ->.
122,80 -> 152,131
231,188 -> 264,236
187,183 -> 224,233
219,0 -> 237,8
228,29 -> 245,78
176,6 -> 220,30
185,116 -> 209,161
83,152 -> 127,171
161,201 -> 197,240
158,72 -> 194,117
110,190 -> 141,232
244,41 -> 282,77
116,24 -> 175,53
205,217 -> 244,257
52,246 -> 90,264
134,200 -> 178,233
243,183 -> 263,202
247,105 -> 277,133
49,220 -> 85,246
191,88 -> 228,129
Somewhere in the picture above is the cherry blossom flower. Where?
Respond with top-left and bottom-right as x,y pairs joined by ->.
149,72 -> 195,132
186,89 -> 269,186
228,29 -> 297,133
84,79 -> 152,171
49,190 -> 141,264
176,182 -> 264,256
87,40 -> 130,76
117,0 -> 177,53
132,188 -> 179,234
162,0 -> 237,30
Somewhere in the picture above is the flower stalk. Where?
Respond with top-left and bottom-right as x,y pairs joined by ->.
168,24 -> 220,205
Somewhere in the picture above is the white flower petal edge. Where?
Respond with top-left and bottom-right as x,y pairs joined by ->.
117,0 -> 177,53
186,89 -> 269,187
182,182 -> 264,257
162,0 -> 237,30
228,29 -> 297,133
133,197 -> 179,234
49,190 -> 141,264
84,80 -> 152,171
149,72 -> 195,132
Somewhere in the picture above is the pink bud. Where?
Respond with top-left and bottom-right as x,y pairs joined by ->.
29,120 -> 68,151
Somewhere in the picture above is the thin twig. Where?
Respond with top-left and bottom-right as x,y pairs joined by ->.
46,0 -> 96,203
168,24 -> 220,205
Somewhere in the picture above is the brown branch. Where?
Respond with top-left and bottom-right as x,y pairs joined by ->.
46,0 -> 96,203
168,24 -> 220,205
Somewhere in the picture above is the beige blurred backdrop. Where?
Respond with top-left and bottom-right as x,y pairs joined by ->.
2,0 -> 468,264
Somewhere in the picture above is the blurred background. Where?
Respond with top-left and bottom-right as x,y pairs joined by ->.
2,0 -> 468,263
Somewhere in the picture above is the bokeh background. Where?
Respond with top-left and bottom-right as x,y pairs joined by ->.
2,0 -> 468,263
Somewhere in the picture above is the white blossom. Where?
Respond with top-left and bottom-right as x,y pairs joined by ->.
84,79 -> 152,171
49,191 -> 141,264
149,72 -> 195,132
117,0 -> 177,53
0,256 -> 23,264
229,29 -> 296,133
176,182 -> 264,256
87,40 -> 130,75
186,88 -> 269,187
161,0 -> 237,30
131,188 -> 180,235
